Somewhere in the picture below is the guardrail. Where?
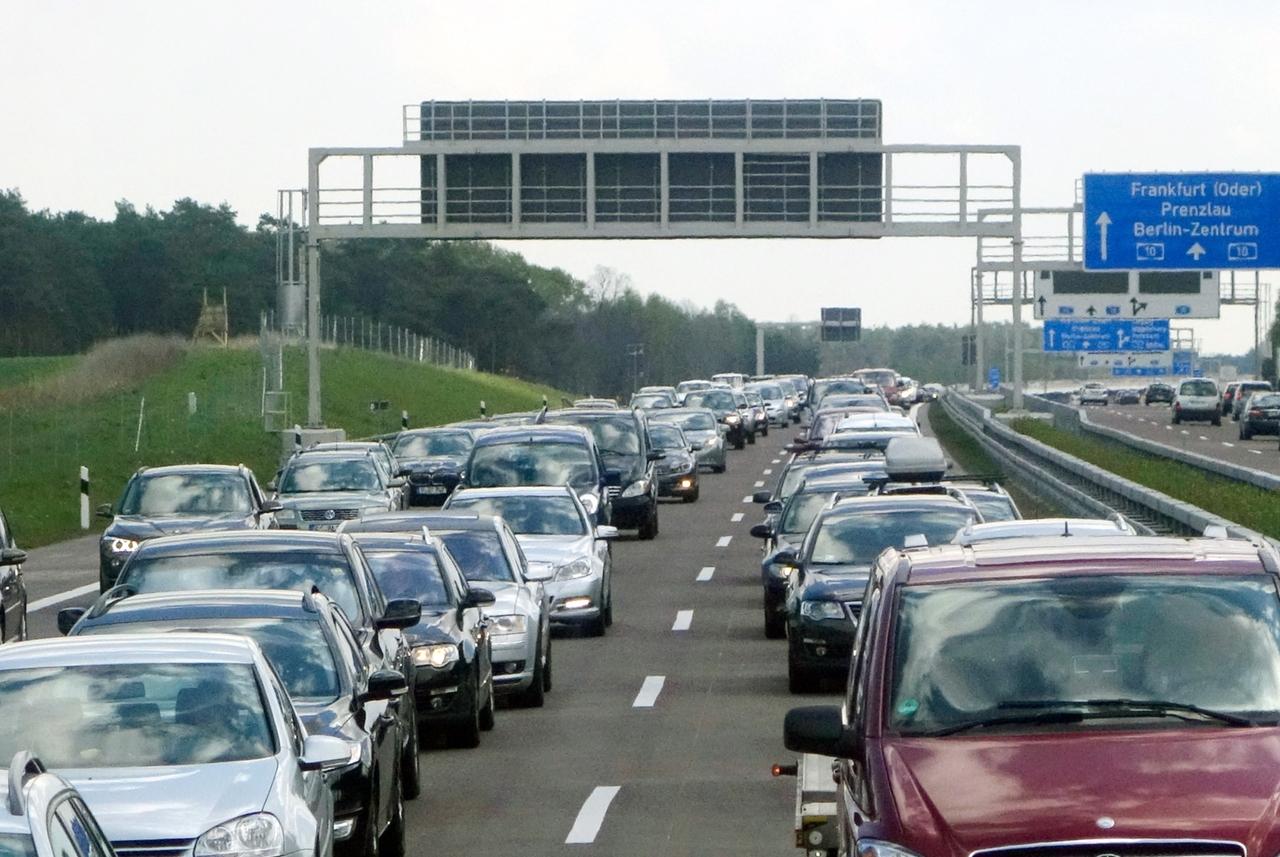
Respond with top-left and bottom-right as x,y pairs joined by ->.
1023,393 -> 1280,493
941,391 -> 1278,548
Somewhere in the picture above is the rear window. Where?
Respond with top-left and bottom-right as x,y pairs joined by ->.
1180,380 -> 1218,396
363,549 -> 453,607
436,530 -> 516,582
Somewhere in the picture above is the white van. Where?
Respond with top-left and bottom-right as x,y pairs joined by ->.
1172,377 -> 1221,426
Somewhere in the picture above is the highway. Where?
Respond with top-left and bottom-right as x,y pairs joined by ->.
20,435 -> 810,855
1082,403 -> 1280,476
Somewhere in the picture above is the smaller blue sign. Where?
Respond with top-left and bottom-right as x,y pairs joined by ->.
1112,365 -> 1169,377
1042,319 -> 1170,353
987,366 -> 1001,391
1172,350 -> 1195,376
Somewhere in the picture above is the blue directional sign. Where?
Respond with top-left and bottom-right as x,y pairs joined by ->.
1172,350 -> 1195,376
987,366 -> 1001,391
1042,319 -> 1170,353
1083,172 -> 1280,270
1112,365 -> 1169,377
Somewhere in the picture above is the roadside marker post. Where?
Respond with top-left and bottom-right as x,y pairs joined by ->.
79,467 -> 89,530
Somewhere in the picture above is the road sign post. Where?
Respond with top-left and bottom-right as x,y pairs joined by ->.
1083,172 -> 1280,270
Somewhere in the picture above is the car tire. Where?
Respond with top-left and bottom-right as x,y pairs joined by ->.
449,678 -> 483,748
542,634 -> 553,692
734,438 -> 746,451
788,647 -> 820,694
519,637 -> 547,708
761,423 -> 769,437
1241,425 -> 1252,441
638,508 -> 658,540
747,431 -> 756,445
479,675 -> 495,731
1172,413 -> 1181,425
712,462 -> 726,474
1212,416 -> 1222,427
378,774 -> 406,857
400,709 -> 421,800
764,599 -> 785,640
682,487 -> 699,503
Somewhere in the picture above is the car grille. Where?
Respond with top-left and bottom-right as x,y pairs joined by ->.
971,841 -> 1244,857
605,486 -> 621,500
112,839 -> 196,857
299,508 -> 360,521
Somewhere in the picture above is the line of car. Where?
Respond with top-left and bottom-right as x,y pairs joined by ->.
1072,377 -> 1280,440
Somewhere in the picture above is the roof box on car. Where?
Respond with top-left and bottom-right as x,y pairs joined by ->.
883,437 -> 948,482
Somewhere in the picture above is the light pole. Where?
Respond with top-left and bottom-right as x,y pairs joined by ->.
627,343 -> 644,394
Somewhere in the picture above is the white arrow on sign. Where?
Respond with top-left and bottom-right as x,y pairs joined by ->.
1187,242 -> 1207,261
1095,211 -> 1112,261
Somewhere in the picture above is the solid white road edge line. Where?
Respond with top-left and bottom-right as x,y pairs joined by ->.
565,786 -> 621,844
672,610 -> 693,631
28,583 -> 99,613
696,566 -> 715,582
632,676 -> 665,708
716,535 -> 732,547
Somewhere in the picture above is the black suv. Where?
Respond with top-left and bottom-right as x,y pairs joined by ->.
97,464 -> 280,591
63,588 -> 419,857
391,427 -> 475,506
0,510 -> 27,642
545,408 -> 662,539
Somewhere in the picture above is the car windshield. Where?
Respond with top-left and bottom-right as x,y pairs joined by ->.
966,493 -> 1018,523
809,508 -> 975,565
857,370 -> 896,388
85,618 -> 341,702
0,835 -> 34,857
821,395 -> 885,410
753,384 -> 783,399
447,495 -> 587,536
119,551 -> 362,622
436,531 -> 516,582
685,391 -> 736,412
550,416 -> 640,457
119,473 -> 253,516
631,394 -> 670,408
782,490 -> 858,535
0,662 -> 274,767
280,459 -> 381,493
467,441 -> 598,489
393,432 -> 473,458
1181,380 -> 1218,396
1252,395 -> 1280,408
648,425 -> 686,450
363,550 -> 453,608
656,411 -> 716,432
890,574 -> 1280,735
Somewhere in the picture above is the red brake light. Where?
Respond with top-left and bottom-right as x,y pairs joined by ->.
1250,409 -> 1263,417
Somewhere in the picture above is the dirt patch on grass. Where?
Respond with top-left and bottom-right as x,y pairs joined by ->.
0,336 -> 188,407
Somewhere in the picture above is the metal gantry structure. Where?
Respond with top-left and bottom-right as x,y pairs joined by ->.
281,99 -> 1027,424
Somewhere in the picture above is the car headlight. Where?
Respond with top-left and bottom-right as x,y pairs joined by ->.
620,479 -> 650,498
195,813 -> 283,857
274,507 -> 300,525
412,644 -> 459,668
488,614 -> 528,636
800,600 -> 845,621
725,414 -> 741,425
554,559 -> 593,581
578,493 -> 600,516
857,841 -> 924,857
106,537 -> 139,555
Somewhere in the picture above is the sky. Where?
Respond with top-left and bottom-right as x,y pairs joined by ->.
3,0 -> 1277,354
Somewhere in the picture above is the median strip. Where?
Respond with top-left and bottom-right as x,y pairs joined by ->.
672,610 -> 693,631
632,676 -> 665,708
565,786 -> 621,844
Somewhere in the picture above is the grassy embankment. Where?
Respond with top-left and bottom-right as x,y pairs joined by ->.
1012,417 -> 1280,538
0,337 -> 566,548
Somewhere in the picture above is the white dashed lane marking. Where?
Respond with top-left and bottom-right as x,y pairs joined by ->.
731,512 -> 744,523
762,468 -> 773,475
696,566 -> 715,582
753,480 -> 765,488
632,676 -> 665,708
741,495 -> 753,504
716,536 -> 733,548
565,786 -> 621,844
672,610 -> 693,632
1223,442 -> 1235,447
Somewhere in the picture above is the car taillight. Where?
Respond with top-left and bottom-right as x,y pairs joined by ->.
1250,409 -> 1263,417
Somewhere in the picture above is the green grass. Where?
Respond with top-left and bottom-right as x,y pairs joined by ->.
0,341 -> 567,548
1013,417 -> 1280,538
0,355 -> 80,388
927,403 -> 1059,518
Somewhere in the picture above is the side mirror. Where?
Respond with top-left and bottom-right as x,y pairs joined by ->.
784,705 -> 860,758
95,504 -> 113,520
360,668 -> 409,703
299,734 -> 356,772
687,445 -> 698,454
603,469 -> 624,488
0,548 -> 25,566
752,491 -> 772,504
749,523 -> 772,540
375,598 -> 422,630
595,525 -> 620,540
463,587 -> 496,608
387,478 -> 407,489
396,467 -> 413,478
56,607 -> 86,636
646,450 -> 665,462
265,480 -> 277,492
258,500 -> 284,515
773,550 -> 798,566
763,501 -> 783,515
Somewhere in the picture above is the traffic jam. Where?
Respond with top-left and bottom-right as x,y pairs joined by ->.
3,370 -> 1280,857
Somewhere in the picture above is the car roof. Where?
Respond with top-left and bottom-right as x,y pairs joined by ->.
549,408 -> 640,421
796,474 -> 878,493
648,407 -> 714,418
471,425 -> 594,445
0,633 -> 260,669
824,494 -> 974,518
902,536 -> 1273,586
451,486 -> 575,499
952,518 -> 1134,545
346,510 -> 500,533
78,589 -> 322,625
287,449 -> 377,463
133,464 -> 244,477
834,413 -> 915,431
131,529 -> 347,557
345,533 -> 440,552
398,426 -> 473,436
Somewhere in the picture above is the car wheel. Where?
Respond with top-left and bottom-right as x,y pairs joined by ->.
479,673 -> 496,731
734,438 -> 746,451
712,462 -> 726,474
638,508 -> 658,540
1213,416 -> 1222,427
761,423 -> 769,437
449,676 -> 482,748
787,646 -> 819,694
400,708 -> 421,800
683,487 -> 699,503
1241,425 -> 1252,441
747,430 -> 756,445
519,637 -> 547,708
764,596 -> 785,640
378,772 -> 406,857
1172,413 -> 1181,424
542,633 -> 553,692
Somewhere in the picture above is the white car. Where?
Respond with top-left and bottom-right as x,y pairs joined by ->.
1077,382 -> 1109,406
0,634 -> 352,857
953,516 -> 1136,545
445,487 -> 617,636
1172,377 -> 1221,426
0,751 -> 118,857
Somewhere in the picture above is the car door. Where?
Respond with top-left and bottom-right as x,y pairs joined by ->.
447,555 -> 491,691
837,565 -> 885,854
0,511 -> 21,641
266,667 -> 333,850
331,610 -> 398,833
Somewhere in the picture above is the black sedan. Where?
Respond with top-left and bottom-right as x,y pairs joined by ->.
1142,382 -> 1175,405
350,533 -> 497,748
0,509 -> 26,641
61,589 -> 419,857
1240,392 -> 1280,439
97,464 -> 280,590
391,428 -> 475,506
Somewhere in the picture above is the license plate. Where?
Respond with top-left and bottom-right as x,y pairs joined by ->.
311,523 -> 338,532
416,485 -> 447,495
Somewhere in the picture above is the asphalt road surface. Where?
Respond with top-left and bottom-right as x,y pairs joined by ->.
22,433 -> 812,854
1083,403 -> 1280,476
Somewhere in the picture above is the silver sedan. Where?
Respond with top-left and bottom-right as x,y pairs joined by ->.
648,408 -> 727,473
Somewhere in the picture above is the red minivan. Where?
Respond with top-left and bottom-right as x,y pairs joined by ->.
786,536 -> 1280,857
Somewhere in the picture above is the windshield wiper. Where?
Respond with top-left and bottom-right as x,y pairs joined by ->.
915,709 -> 1087,737
996,698 -> 1264,727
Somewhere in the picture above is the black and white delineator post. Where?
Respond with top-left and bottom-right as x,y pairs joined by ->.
293,425 -> 303,453
401,410 -> 409,430
79,467 -> 90,530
